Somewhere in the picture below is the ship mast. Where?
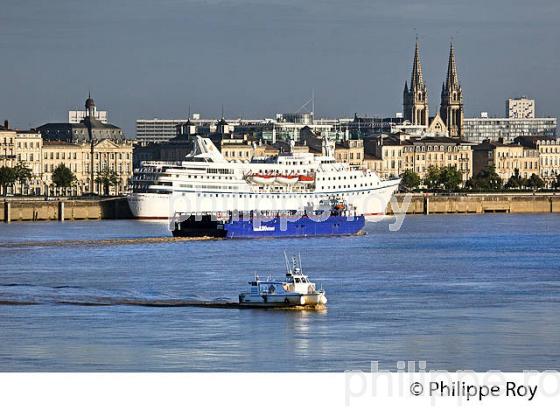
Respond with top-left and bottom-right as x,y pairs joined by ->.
283,251 -> 291,273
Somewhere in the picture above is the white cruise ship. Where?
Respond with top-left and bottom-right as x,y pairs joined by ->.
127,136 -> 400,219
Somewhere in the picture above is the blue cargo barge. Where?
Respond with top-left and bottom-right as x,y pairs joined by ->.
172,214 -> 365,239
171,199 -> 365,239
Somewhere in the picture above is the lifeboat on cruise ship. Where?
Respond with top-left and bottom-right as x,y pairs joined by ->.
298,175 -> 315,185
276,174 -> 299,185
251,173 -> 276,184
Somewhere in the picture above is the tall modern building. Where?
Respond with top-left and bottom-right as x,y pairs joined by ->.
136,119 -> 188,144
506,97 -> 535,119
403,40 -> 429,126
463,115 -> 556,144
439,43 -> 464,138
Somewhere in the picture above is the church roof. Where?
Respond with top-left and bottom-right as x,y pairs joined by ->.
473,140 -> 512,150
514,135 -> 557,148
37,121 -> 120,131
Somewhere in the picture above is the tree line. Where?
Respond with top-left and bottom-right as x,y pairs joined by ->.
0,163 -> 121,197
400,166 -> 560,192
0,163 -> 33,196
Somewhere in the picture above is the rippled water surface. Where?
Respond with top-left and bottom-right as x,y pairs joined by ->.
1,215 -> 559,371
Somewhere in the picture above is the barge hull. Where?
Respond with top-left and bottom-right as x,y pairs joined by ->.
172,215 -> 365,239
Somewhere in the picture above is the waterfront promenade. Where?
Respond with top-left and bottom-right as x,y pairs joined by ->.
1,197 -> 132,222
0,193 -> 560,222
388,192 -> 560,215
2,193 -> 560,222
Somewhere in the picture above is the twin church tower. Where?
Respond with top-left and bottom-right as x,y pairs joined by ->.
403,40 -> 464,138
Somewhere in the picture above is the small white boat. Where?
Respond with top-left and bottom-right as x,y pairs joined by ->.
238,255 -> 327,308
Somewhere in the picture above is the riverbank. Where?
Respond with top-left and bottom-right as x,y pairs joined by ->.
388,193 -> 560,215
1,197 -> 132,222
2,193 -> 560,222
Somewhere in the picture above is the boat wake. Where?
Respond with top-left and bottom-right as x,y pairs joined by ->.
0,283 -> 221,308
0,236 -> 215,249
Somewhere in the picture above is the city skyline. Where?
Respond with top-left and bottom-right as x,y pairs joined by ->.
1,0 -> 559,136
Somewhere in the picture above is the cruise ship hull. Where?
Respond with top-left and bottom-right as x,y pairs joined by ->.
127,180 -> 400,220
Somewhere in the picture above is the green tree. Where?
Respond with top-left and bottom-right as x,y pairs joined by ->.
0,166 -> 16,196
400,169 -> 421,191
467,166 -> 502,191
423,166 -> 441,191
95,167 -> 120,196
439,166 -> 463,192
527,173 -> 545,190
504,168 -> 527,190
553,174 -> 560,190
13,162 -> 33,194
52,163 -> 76,195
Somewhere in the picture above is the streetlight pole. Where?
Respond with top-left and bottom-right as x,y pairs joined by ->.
90,135 -> 95,195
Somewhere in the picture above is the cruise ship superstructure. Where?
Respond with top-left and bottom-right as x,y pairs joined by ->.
127,136 -> 400,220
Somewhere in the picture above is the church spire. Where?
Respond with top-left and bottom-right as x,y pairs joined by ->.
403,38 -> 429,126
410,39 -> 425,90
445,41 -> 459,91
440,41 -> 464,138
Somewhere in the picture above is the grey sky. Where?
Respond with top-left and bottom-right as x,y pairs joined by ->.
1,0 -> 559,136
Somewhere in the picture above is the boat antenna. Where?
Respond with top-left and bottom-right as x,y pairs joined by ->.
283,251 -> 290,273
298,252 -> 303,273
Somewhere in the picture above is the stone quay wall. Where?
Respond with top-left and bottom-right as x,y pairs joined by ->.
2,197 -> 133,222
387,193 -> 560,215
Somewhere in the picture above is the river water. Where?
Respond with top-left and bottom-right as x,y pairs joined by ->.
0,214 -> 559,371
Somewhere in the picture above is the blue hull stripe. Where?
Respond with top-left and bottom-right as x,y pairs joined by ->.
223,215 -> 365,239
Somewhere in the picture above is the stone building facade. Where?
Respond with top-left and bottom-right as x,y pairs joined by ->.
1,124 -> 44,195
334,139 -> 364,166
363,134 -> 473,182
42,139 -> 133,196
0,121 -> 16,168
472,141 -> 539,182
14,130 -> 43,194
1,96 -> 133,196
515,136 -> 560,185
